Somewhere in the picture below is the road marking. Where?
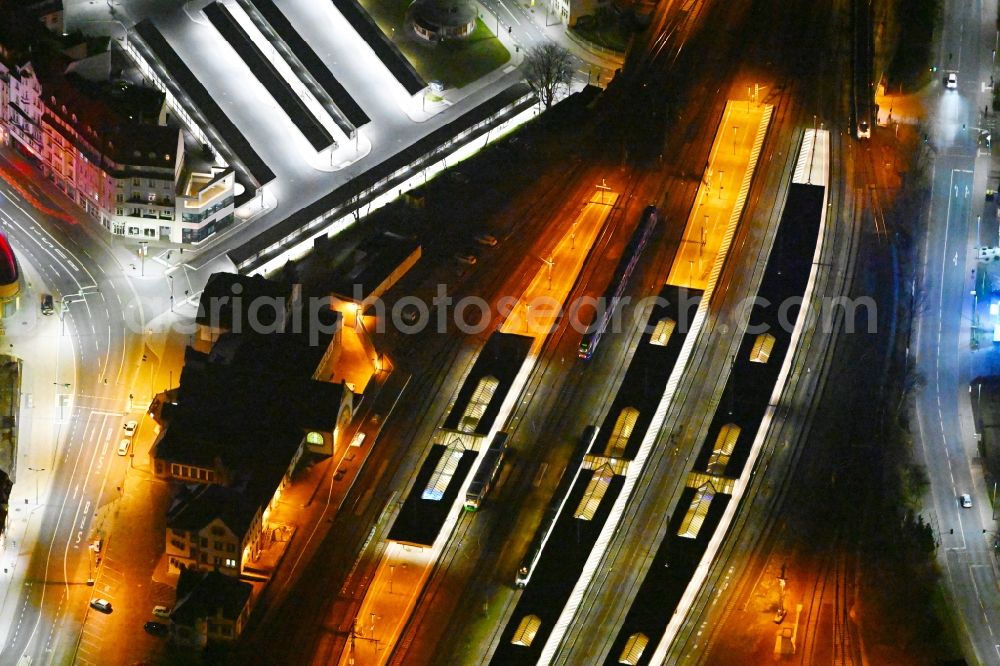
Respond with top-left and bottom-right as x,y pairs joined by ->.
500,1 -> 520,24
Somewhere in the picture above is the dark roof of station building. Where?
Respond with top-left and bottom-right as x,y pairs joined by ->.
205,318 -> 340,380
173,568 -> 252,625
195,272 -> 294,329
157,353 -> 345,471
328,231 -> 420,303
166,482 -> 260,538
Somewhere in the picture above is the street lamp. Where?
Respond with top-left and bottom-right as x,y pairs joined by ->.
27,466 -> 45,505
168,275 -> 174,313
137,241 -> 148,277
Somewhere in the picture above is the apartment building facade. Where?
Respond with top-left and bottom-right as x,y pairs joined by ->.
0,19 -> 235,244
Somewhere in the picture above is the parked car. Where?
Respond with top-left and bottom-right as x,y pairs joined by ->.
90,598 -> 112,613
152,605 -> 171,619
946,72 -> 958,89
122,420 -> 137,438
40,294 -> 54,315
144,621 -> 169,637
455,253 -> 478,266
117,439 -> 130,456
475,234 -> 498,247
960,493 -> 973,508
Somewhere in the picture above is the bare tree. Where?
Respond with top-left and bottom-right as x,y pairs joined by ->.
523,43 -> 573,109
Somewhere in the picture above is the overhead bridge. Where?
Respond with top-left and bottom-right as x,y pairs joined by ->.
204,1 -> 336,152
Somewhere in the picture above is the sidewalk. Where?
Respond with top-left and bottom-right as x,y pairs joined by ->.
0,259 -> 75,651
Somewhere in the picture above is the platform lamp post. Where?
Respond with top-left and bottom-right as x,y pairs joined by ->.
138,241 -> 148,277
541,256 -> 554,290
596,178 -> 610,204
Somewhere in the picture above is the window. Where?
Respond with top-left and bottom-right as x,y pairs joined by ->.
148,179 -> 155,187
607,407 -> 639,458
200,553 -> 208,563
749,333 -> 776,364
227,543 -> 235,553
132,177 -> 140,186
650,317 -> 675,346
115,194 -> 123,203
619,633 -> 649,665
147,192 -> 156,202
306,431 -> 324,446
225,558 -> 237,568
200,537 -> 208,547
214,541 -> 223,550
511,615 -> 541,646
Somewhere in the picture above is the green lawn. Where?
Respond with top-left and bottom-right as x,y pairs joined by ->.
358,0 -> 511,89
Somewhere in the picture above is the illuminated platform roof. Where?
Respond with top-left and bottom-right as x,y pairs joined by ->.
441,332 -> 532,436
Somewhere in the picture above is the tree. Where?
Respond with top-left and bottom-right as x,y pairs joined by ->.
523,43 -> 574,109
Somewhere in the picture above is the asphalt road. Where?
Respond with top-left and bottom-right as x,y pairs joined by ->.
0,145 -> 173,666
913,0 -> 1000,659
